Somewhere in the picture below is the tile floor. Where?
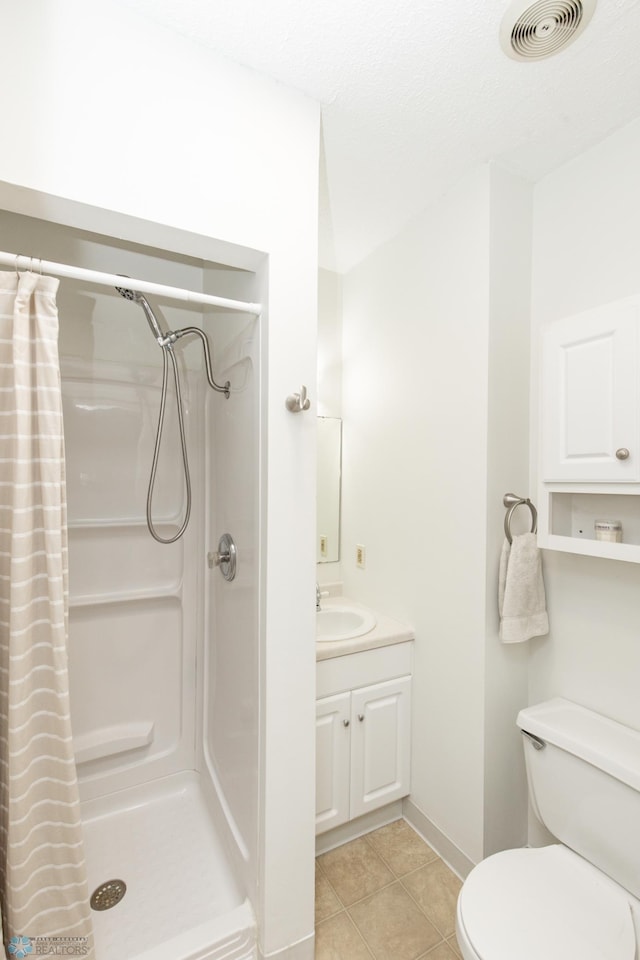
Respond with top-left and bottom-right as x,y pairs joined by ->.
315,819 -> 463,960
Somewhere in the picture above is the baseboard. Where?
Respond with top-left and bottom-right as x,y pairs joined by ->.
315,801 -> 403,855
402,797 -> 475,880
258,932 -> 314,960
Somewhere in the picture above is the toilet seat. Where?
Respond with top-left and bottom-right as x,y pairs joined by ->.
457,844 -> 636,960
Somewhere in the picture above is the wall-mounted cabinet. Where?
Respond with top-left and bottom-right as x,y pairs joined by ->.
316,643 -> 412,835
539,298 -> 640,562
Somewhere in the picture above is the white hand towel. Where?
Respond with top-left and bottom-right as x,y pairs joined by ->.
498,532 -> 549,643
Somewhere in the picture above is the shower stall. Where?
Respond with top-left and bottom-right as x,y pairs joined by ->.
0,210 -> 264,960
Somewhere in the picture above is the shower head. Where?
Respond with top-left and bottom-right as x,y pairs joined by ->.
115,277 -> 165,343
115,283 -> 140,302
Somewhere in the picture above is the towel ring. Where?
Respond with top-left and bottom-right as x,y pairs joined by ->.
503,493 -> 537,544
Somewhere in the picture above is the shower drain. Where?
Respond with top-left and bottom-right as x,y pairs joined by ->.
90,878 -> 127,911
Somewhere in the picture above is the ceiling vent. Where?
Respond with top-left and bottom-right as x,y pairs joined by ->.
500,0 -> 597,61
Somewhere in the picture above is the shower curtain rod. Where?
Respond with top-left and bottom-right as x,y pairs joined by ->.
0,250 -> 262,315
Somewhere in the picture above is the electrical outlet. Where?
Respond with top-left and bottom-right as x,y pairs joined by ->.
319,535 -> 327,558
356,544 -> 366,569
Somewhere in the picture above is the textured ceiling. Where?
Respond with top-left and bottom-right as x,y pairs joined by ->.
114,0 -> 640,272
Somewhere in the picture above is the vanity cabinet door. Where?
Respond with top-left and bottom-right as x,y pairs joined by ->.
541,304 -> 640,482
315,692 -> 350,835
349,676 -> 411,820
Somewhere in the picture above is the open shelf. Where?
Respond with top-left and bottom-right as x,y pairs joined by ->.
538,489 -> 640,563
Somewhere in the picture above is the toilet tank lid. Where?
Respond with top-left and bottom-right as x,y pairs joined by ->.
517,698 -> 640,792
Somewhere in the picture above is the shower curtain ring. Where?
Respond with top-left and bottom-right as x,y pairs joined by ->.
15,254 -> 20,275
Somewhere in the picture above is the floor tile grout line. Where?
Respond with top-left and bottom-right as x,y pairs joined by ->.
317,836 -> 396,910
315,906 -> 377,959
363,828 -> 441,880
315,826 -> 462,959
398,874 -> 456,941
315,895 -> 457,947
324,836 -> 453,938
377,848 -> 442,881
315,903 -> 344,924
445,935 -> 462,960
342,876 -> 400,910
415,949 -> 449,960
315,862 -> 350,924
418,942 -> 456,959
362,831 -> 400,878
347,894 -> 446,960
344,878 -> 450,960
317,854 -> 449,917
347,909 -> 377,960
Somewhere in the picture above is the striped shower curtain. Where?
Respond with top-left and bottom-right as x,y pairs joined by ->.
0,271 -> 94,958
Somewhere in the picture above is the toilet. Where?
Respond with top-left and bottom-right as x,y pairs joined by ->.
456,698 -> 640,960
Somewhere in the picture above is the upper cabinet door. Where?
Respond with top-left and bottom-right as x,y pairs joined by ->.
542,304 -> 640,482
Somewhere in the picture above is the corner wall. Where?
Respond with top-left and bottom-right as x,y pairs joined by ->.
482,168 -> 531,856
530,118 -> 640,744
318,269 -> 343,419
341,167 -> 491,864
317,268 -> 344,585
340,165 -> 533,867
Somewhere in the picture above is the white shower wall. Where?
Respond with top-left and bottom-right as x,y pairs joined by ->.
0,210 -> 262,931
64,353 -> 200,799
201,262 -> 262,897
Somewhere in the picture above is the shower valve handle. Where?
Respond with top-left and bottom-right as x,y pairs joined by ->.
209,550 -> 228,566
207,533 -> 237,582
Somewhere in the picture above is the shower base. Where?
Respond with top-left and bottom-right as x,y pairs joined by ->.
81,772 -> 256,960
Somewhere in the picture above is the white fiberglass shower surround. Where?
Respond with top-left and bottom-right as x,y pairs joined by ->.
0,209 -> 264,960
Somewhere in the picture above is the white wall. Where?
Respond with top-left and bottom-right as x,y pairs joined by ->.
0,4 -> 320,957
317,268 -> 343,583
317,269 -> 343,419
482,168 -> 531,856
530,119 -> 640,745
340,165 -> 532,866
339,116 -> 640,867
342,168 -> 490,864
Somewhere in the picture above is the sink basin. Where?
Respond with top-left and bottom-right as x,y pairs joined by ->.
316,601 -> 377,642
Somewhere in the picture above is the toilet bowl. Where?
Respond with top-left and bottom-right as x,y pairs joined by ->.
455,698 -> 640,960
456,845 -> 637,960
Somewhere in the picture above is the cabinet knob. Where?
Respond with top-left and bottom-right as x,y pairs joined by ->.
616,447 -> 630,461
358,714 -> 365,722
343,719 -> 350,727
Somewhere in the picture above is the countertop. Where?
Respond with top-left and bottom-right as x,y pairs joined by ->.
316,597 -> 414,661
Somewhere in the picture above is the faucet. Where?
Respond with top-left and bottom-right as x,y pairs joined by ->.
316,583 -> 321,612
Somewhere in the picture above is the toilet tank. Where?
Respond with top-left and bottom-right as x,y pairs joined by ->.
518,698 -> 640,900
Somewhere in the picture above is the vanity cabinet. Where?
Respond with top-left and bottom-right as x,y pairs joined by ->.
316,643 -> 412,835
316,692 -> 351,832
538,298 -> 640,562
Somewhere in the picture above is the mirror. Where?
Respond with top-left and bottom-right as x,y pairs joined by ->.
317,417 -> 342,562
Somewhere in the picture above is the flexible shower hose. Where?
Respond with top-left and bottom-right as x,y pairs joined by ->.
147,327 -> 229,544
147,342 -> 191,544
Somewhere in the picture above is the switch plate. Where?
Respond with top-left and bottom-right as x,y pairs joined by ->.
319,535 -> 327,558
356,544 -> 365,569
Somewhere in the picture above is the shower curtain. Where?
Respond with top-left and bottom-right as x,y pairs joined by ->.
0,271 -> 94,958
